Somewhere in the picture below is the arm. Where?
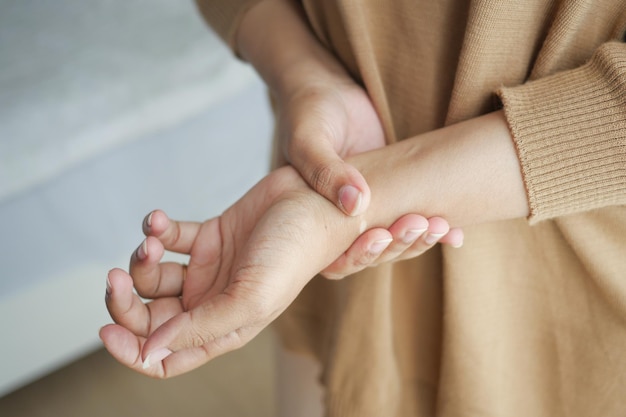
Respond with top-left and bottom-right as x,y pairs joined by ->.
351,41 -> 626,228
497,41 -> 626,223
206,0 -> 467,271
100,111 -> 525,378
350,110 -> 529,230
197,0 -> 626,224
236,0 -> 375,215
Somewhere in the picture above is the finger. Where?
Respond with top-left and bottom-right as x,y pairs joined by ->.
374,214 -> 429,264
287,139 -> 370,216
420,217 -> 450,246
100,321 -> 259,379
99,324 -> 147,373
140,291 -> 265,375
99,323 -> 182,378
439,227 -> 464,248
142,209 -> 202,254
396,216 -> 450,262
129,236 -> 187,299
321,228 -> 393,280
106,268 -> 183,337
106,268 -> 150,336
145,326 -> 260,378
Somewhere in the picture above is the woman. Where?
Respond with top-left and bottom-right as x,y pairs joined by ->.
101,1 -> 626,416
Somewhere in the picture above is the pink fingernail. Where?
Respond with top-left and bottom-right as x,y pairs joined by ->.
338,185 -> 362,216
136,239 -> 148,260
144,211 -> 154,229
402,228 -> 427,244
369,238 -> 393,256
424,233 -> 445,245
142,348 -> 173,369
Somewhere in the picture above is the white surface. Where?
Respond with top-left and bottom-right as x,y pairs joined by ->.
0,80 -> 273,396
0,0 -> 258,202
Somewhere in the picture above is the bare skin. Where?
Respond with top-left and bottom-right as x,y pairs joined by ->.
101,108 -> 527,377
100,0 -> 528,378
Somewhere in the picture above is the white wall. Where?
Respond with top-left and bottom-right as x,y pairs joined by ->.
0,0 -> 273,395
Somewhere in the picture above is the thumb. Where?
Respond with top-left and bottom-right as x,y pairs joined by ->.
288,139 -> 371,216
140,294 -> 258,373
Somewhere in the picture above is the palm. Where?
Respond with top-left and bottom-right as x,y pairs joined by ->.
181,171 -> 313,314
101,167 -> 337,377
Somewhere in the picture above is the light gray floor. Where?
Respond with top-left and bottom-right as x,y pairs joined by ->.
0,330 -> 276,417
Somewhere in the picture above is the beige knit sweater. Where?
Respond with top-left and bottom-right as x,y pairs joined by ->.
196,1 -> 626,416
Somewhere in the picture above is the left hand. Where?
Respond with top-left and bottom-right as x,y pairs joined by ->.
100,167 -> 358,378
321,214 -> 463,280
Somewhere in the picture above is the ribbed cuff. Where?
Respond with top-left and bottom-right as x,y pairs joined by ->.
497,41 -> 626,224
194,0 -> 264,54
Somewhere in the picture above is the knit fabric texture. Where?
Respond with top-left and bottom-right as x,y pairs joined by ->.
196,1 -> 626,416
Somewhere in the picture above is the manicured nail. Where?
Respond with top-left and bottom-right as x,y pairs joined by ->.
144,211 -> 154,229
451,239 -> 464,249
142,348 -> 173,370
136,239 -> 148,260
424,232 -> 445,245
402,228 -> 427,244
338,185 -> 362,216
369,238 -> 393,256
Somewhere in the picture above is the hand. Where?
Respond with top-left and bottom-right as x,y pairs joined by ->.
100,167 -> 361,378
275,67 -> 464,277
237,0 -> 464,278
321,214 -> 463,280
239,0 -> 382,216
276,77 -> 384,216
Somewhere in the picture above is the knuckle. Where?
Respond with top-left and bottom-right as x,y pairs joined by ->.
309,163 -> 336,195
189,328 -> 212,348
187,311 -> 215,347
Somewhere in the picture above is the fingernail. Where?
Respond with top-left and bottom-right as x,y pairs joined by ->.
136,239 -> 148,261
451,240 -> 464,249
402,228 -> 427,244
142,348 -> 173,370
369,238 -> 393,256
338,185 -> 362,216
144,211 -> 154,229
105,275 -> 112,295
424,232 -> 445,245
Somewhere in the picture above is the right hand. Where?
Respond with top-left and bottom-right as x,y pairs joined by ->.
275,76 -> 464,278
275,77 -> 385,216
239,0 -> 463,278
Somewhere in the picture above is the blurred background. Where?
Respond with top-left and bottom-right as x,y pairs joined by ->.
0,0 -> 275,415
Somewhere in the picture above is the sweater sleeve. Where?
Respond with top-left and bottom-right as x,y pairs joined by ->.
194,0 -> 264,52
497,41 -> 626,224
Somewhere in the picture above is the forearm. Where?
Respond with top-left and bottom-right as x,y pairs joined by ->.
237,0 -> 349,97
349,110 -> 529,230
275,110 -> 527,275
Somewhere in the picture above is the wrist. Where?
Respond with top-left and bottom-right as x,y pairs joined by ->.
347,111 -> 529,229
270,166 -> 365,265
